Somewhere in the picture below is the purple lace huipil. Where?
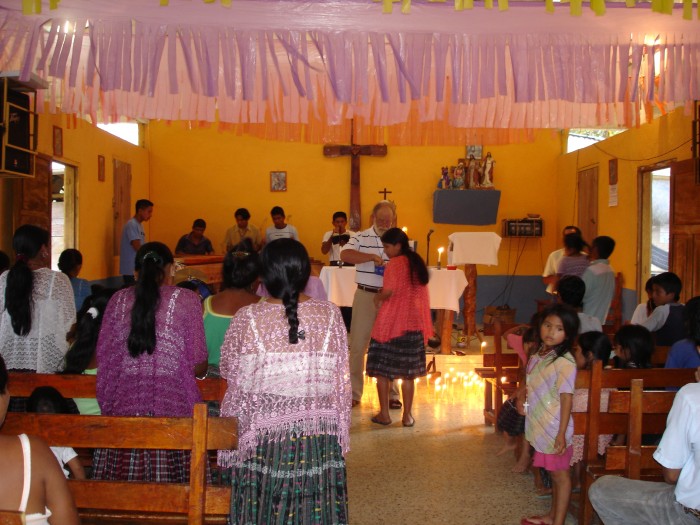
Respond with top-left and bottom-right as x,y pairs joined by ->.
217,299 -> 351,467
96,286 -> 207,417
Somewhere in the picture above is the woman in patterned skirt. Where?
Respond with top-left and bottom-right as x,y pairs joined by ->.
93,242 -> 207,482
366,227 -> 432,428
218,239 -> 350,524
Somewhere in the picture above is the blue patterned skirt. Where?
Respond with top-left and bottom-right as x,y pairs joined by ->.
366,331 -> 427,380
230,433 -> 348,525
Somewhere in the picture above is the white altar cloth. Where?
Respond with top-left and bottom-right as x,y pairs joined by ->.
319,266 -> 467,312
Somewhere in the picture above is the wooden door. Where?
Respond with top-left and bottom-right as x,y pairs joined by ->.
669,158 -> 700,301
13,153 -> 52,260
112,158 -> 132,257
578,166 -> 599,245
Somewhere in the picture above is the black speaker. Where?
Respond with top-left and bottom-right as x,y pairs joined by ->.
1,84 -> 33,176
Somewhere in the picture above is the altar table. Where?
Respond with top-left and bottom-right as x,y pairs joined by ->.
319,266 -> 467,354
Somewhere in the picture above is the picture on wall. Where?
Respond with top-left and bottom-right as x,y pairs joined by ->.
98,155 -> 106,182
270,171 -> 287,192
53,126 -> 63,158
466,145 -> 482,160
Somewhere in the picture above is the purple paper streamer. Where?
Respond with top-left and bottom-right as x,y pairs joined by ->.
68,19 -> 86,89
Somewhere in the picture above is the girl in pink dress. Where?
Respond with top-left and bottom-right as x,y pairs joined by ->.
366,228 -> 433,427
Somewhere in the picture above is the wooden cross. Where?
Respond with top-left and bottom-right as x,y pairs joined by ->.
378,187 -> 392,199
323,122 -> 388,231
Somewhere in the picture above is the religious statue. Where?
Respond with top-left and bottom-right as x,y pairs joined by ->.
452,162 -> 466,189
480,152 -> 495,188
466,155 -> 480,189
438,166 -> 451,189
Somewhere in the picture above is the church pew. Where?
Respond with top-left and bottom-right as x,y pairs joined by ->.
8,373 -> 228,403
573,363 -> 695,525
651,345 -> 671,367
477,319 -> 523,426
0,511 -> 24,525
0,403 -> 236,525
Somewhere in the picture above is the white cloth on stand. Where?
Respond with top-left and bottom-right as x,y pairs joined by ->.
448,232 -> 501,266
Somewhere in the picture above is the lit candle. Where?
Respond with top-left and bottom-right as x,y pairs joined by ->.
402,226 -> 408,234
437,246 -> 444,268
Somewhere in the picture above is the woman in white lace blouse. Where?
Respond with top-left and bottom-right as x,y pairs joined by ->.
0,225 -> 75,374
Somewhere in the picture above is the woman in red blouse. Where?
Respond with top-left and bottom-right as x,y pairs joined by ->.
367,228 -> 433,427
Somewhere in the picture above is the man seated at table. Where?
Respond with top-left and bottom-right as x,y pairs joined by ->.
223,208 -> 263,252
175,218 -> 214,256
321,211 -> 355,266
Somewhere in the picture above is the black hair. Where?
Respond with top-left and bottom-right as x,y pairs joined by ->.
27,386 -> 70,414
613,324 -> 653,369
684,296 -> 700,346
380,228 -> 429,286
222,246 -> 261,290
63,288 -> 118,374
578,331 -> 612,367
557,275 -> 586,308
57,248 -> 83,276
128,242 -> 174,357
653,271 -> 682,302
235,208 -> 251,220
538,303 -> 580,359
591,236 -> 615,260
135,199 -> 154,212
192,218 -> 206,229
563,232 -> 587,253
563,225 -> 582,236
332,211 -> 347,222
0,354 -> 7,394
5,225 -> 49,336
261,239 -> 310,344
270,206 -> 285,218
0,250 -> 9,274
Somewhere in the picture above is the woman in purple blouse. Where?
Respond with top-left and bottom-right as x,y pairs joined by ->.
93,242 -> 207,482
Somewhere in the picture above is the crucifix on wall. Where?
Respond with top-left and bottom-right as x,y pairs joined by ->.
323,122 -> 388,231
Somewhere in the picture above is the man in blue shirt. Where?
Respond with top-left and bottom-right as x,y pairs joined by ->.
119,199 -> 153,285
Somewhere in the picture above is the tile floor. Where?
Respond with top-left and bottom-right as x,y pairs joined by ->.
346,353 -> 577,525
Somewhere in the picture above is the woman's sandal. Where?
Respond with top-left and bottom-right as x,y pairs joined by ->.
371,415 -> 391,426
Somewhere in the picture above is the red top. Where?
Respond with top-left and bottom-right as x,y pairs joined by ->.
371,255 -> 433,345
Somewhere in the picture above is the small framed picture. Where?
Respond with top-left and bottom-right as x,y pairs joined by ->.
608,158 -> 618,185
270,171 -> 287,192
53,126 -> 63,158
97,155 -> 106,182
466,144 -> 483,160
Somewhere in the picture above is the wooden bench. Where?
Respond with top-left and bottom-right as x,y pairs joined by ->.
7,373 -> 228,403
572,363 -> 696,525
1,403 -> 237,525
0,511 -> 24,525
476,319 -> 522,426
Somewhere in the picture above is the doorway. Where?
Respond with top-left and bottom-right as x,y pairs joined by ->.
50,161 -> 77,270
637,164 -> 671,299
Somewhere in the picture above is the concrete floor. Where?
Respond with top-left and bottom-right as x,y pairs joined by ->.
345,353 -> 577,525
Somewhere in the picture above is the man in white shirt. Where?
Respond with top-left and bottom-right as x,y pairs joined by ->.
581,236 -> 616,324
542,225 -> 582,295
589,381 -> 700,524
341,200 -> 400,408
321,211 -> 355,265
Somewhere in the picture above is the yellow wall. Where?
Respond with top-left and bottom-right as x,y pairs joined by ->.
147,123 -> 563,276
556,107 -> 692,297
36,112 -> 149,280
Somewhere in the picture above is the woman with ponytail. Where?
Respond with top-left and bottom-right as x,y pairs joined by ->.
0,225 -> 75,374
366,227 -> 432,428
218,239 -> 350,524
93,242 -> 207,482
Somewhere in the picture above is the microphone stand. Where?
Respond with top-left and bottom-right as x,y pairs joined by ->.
426,229 -> 434,266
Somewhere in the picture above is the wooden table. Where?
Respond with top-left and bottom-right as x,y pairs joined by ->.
319,266 -> 467,354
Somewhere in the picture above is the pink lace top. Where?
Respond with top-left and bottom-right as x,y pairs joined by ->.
96,286 -> 207,417
371,256 -> 433,345
217,299 -> 351,466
